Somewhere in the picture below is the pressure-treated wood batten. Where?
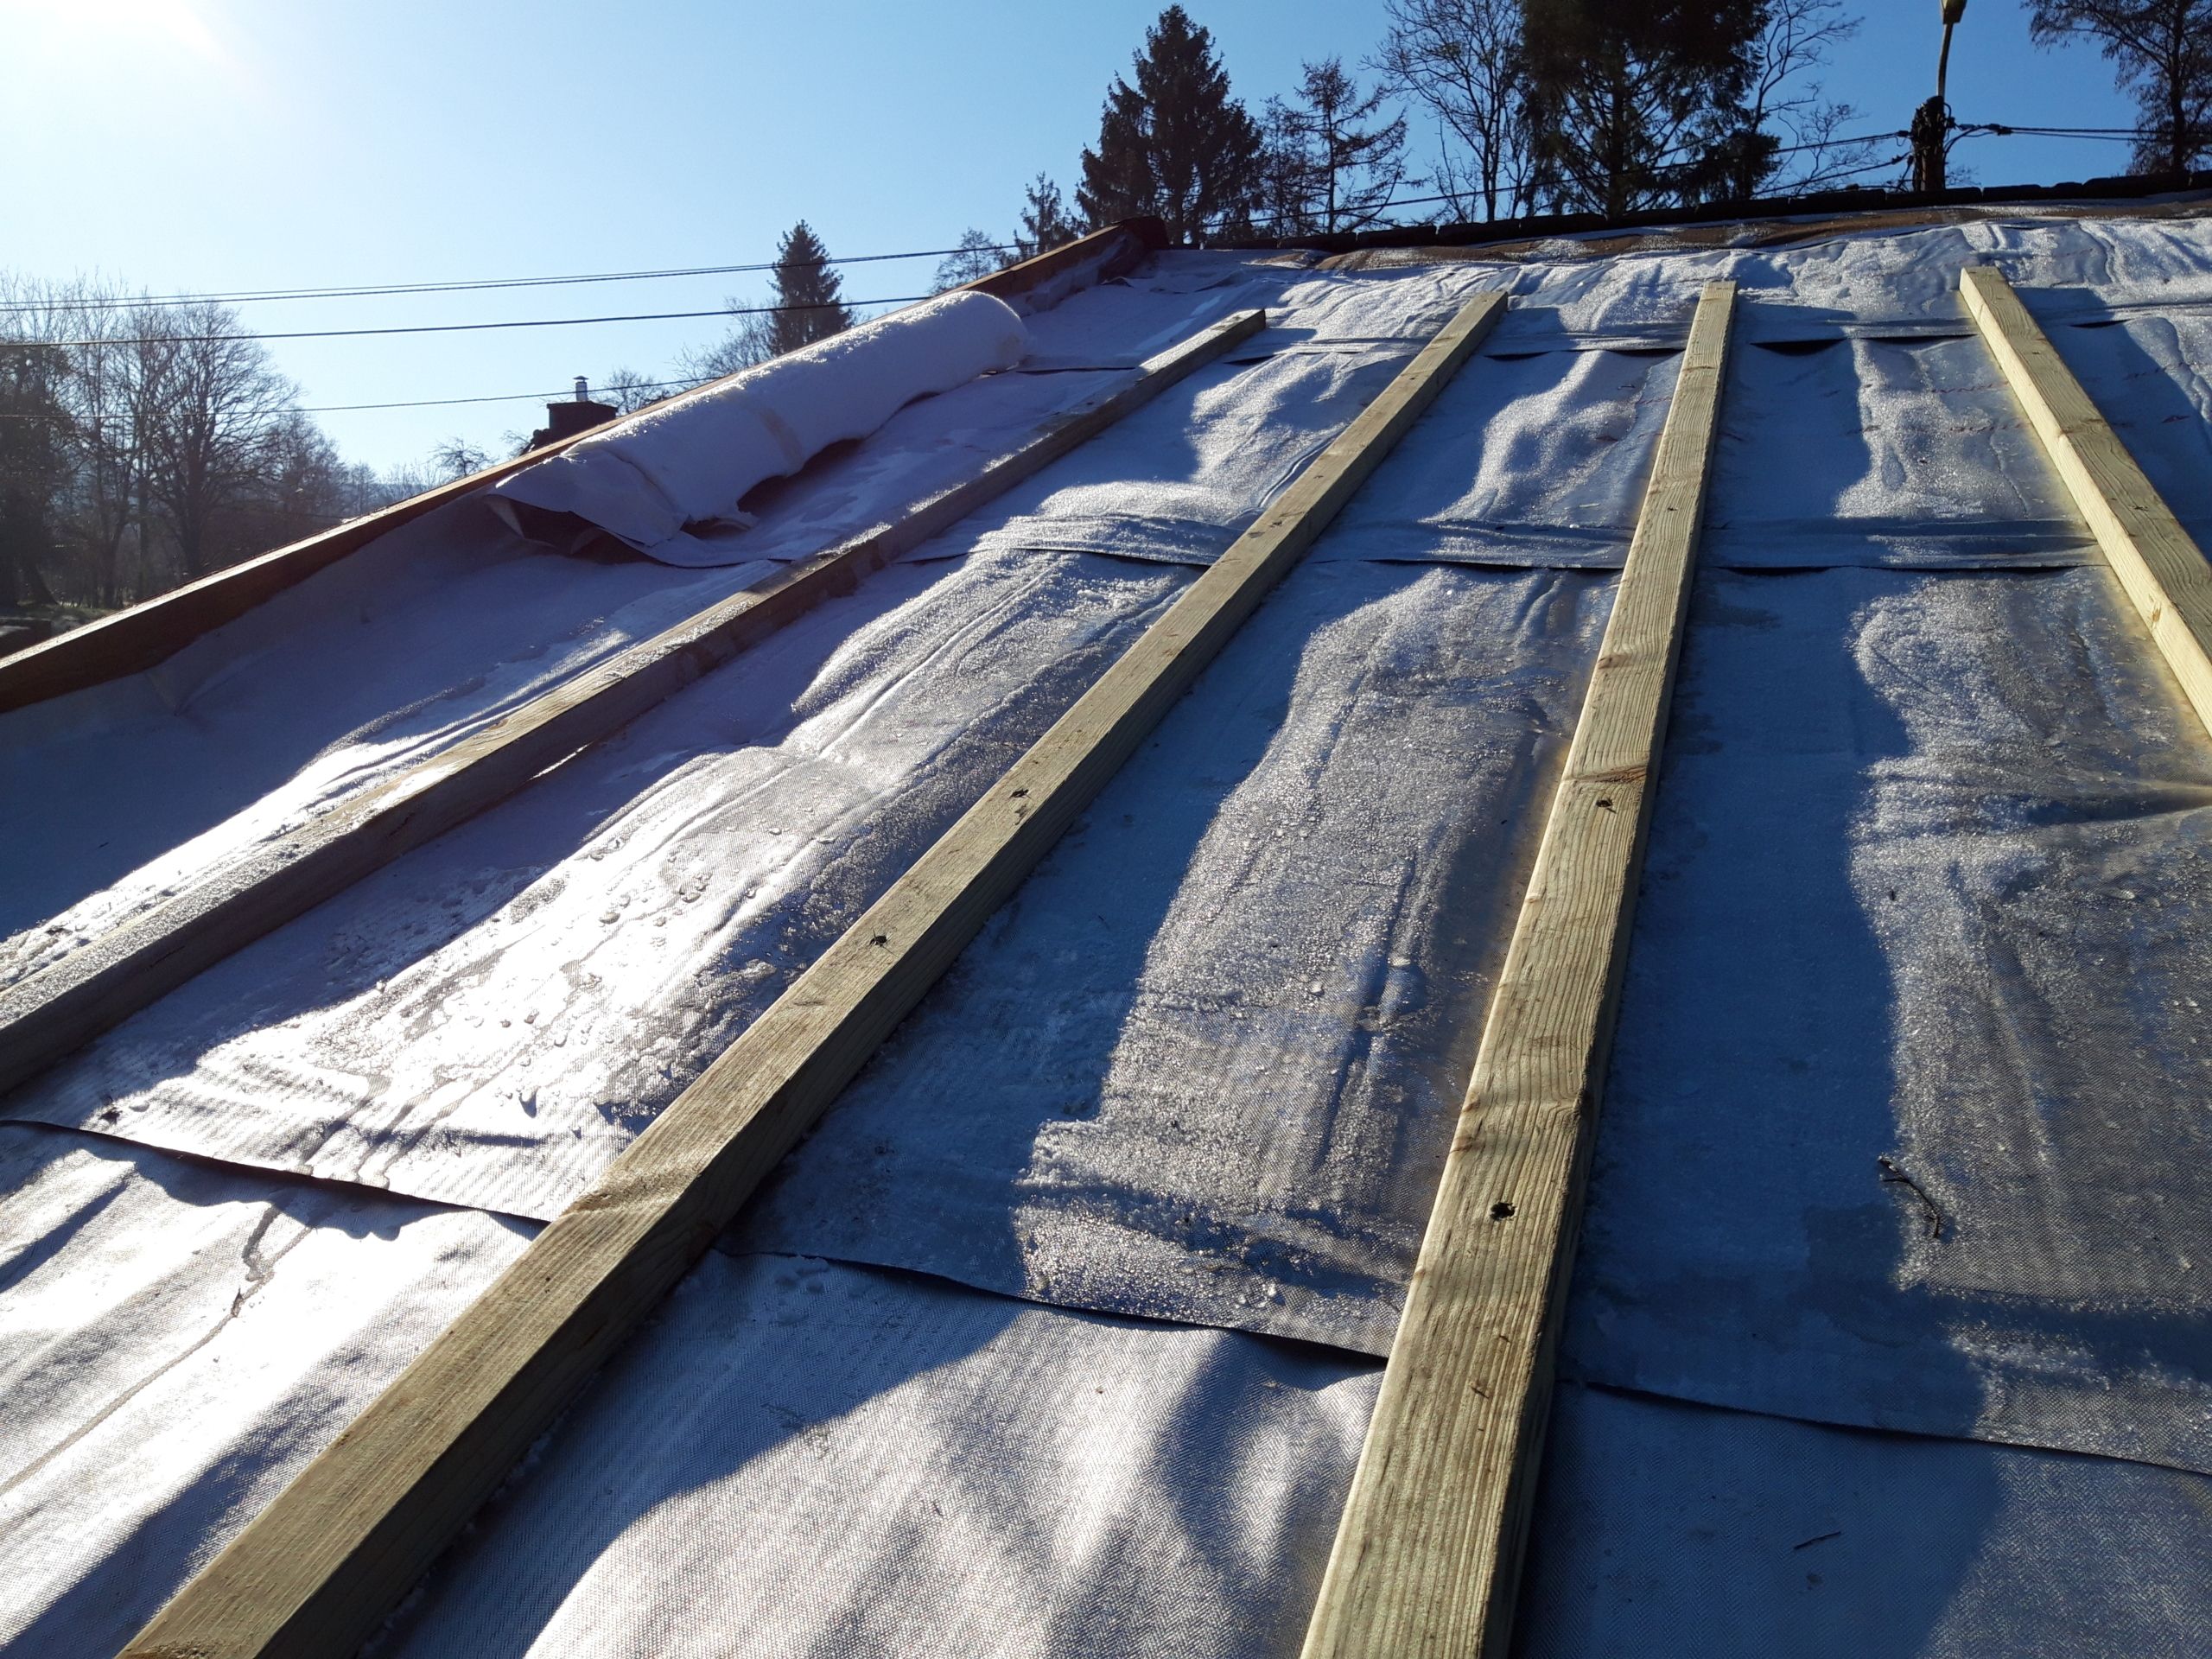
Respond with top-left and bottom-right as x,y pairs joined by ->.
0,218 -> 1164,715
0,308 -> 1264,1101
1299,280 -> 1738,1659
1961,265 -> 2212,736
118,288 -> 1509,1659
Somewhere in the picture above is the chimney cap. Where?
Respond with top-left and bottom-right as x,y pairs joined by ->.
573,376 -> 590,402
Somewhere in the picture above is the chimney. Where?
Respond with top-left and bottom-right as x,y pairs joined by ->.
529,374 -> 618,450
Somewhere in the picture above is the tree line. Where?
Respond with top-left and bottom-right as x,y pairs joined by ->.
921,0 -> 2212,251
632,0 -> 2212,525
0,280 -> 488,614
671,1 -> 2212,386
2030,1 -> 2212,178
1051,2 -> 1888,241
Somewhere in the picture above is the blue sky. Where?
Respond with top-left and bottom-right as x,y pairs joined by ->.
1,0 -> 2144,473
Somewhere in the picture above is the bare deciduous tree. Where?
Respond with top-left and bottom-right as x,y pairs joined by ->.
2030,0 -> 2212,175
136,303 -> 297,580
67,289 -> 149,607
1262,59 -> 1411,234
596,366 -> 671,414
681,314 -> 776,384
1372,0 -> 1534,220
0,276 -> 371,613
0,336 -> 67,608
429,435 -> 493,482
1719,0 -> 1878,200
238,412 -> 351,549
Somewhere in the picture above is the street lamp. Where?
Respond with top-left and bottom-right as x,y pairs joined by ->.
1914,1 -> 1968,191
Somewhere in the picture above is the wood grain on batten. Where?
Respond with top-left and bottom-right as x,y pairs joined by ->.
0,218 -> 1164,715
119,287 -> 1509,1659
0,308 -> 1264,1103
1961,264 -> 2212,736
1300,280 -> 1738,1659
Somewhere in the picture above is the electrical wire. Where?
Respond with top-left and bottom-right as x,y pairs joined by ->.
0,242 -> 1028,315
1242,126 -> 1910,224
6,114 -> 2158,315
1972,124 -> 2145,136
1959,124 -> 2142,143
299,377 -> 698,414
12,118 -> 2171,412
1250,116 -> 2136,226
25,295 -> 931,351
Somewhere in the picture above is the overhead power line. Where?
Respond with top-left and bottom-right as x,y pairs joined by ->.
0,243 -> 1028,315
6,121 -> 2147,321
300,377 -> 699,414
1975,124 -> 2145,136
1960,124 -> 2142,143
0,374 -> 705,419
27,295 -> 933,351
12,118 -> 2160,410
1238,116 -> 2140,229
1239,127 -> 1914,226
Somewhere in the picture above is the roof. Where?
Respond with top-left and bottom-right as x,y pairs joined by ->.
3,199 -> 2212,1656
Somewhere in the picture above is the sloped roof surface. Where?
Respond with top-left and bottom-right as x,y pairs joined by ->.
4,203 -> 2212,1656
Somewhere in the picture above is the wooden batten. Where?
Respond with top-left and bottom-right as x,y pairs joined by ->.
118,288 -> 1507,1659
0,219 -> 1165,716
1961,265 -> 2212,736
1299,281 -> 1738,1659
0,308 -> 1265,1101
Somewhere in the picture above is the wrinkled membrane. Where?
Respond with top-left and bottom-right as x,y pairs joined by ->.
0,1123 -> 1370,1659
7,213 -> 2212,1656
1566,564 -> 2212,1474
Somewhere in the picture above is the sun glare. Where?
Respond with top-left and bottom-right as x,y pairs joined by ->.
12,0 -> 224,59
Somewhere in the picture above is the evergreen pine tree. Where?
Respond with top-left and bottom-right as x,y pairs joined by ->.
766,220 -> 855,356
685,219 -> 858,380
1077,7 -> 1264,245
1520,0 -> 1763,218
1016,174 -> 1081,258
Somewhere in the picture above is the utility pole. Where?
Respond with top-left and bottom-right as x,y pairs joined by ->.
1911,0 -> 1967,193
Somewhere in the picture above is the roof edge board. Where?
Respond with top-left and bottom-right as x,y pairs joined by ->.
1964,265 -> 2212,738
0,308 -> 1262,1104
